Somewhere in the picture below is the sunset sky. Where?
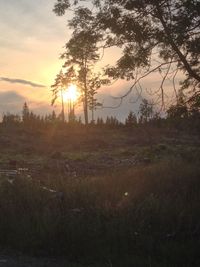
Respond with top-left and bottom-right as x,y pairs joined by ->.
0,0 -> 182,121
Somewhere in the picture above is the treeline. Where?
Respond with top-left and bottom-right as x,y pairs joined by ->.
1,102 -> 79,129
1,97 -> 200,131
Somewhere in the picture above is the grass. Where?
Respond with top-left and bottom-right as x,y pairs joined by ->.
0,125 -> 200,265
0,158 -> 200,266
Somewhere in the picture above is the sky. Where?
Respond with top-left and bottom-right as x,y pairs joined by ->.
0,0 -> 182,122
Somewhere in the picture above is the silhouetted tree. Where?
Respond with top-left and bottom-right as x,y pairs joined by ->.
125,111 -> 137,127
138,99 -> 154,123
188,95 -> 200,118
167,103 -> 188,120
22,102 -> 30,125
53,5 -> 111,125
88,76 -> 109,123
96,117 -> 104,126
2,113 -> 21,126
62,32 -> 100,124
51,68 -> 76,122
53,0 -> 200,105
51,110 -> 57,122
105,116 -> 120,127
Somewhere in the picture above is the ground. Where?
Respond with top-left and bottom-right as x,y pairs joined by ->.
0,124 -> 200,266
0,125 -> 199,177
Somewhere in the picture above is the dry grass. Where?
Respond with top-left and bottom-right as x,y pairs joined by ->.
0,158 -> 200,266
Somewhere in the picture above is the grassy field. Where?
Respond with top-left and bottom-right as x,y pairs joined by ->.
0,125 -> 200,266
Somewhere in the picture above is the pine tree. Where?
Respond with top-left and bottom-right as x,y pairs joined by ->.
53,0 -> 200,104
138,99 -> 154,123
125,111 -> 137,127
22,102 -> 30,125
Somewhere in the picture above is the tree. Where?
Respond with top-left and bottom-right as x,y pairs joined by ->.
88,75 -> 109,123
53,0 -> 200,105
138,98 -> 154,123
188,95 -> 200,118
51,110 -> 57,122
125,111 -> 137,127
60,27 -> 101,125
22,102 -> 30,125
167,104 -> 188,120
96,117 -> 104,126
2,113 -> 21,126
167,92 -> 188,119
53,3 -> 111,125
51,68 -> 75,122
51,71 -> 65,122
105,116 -> 120,127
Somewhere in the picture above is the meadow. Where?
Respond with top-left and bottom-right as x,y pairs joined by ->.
0,124 -> 200,266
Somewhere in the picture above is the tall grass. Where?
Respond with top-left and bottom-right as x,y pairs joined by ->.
0,159 -> 200,266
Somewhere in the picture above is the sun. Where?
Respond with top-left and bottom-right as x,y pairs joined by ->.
63,84 -> 80,102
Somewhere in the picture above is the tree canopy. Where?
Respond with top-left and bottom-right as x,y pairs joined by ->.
53,4 -> 110,124
53,0 -> 200,106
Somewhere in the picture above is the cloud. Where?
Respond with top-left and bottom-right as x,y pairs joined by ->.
0,91 -> 25,103
0,91 -> 53,118
95,93 -> 140,122
0,91 -> 26,115
0,0 -> 67,44
0,77 -> 46,88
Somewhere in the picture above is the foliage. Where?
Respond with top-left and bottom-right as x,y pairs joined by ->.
125,111 -> 137,127
167,104 -> 188,119
51,68 -> 76,122
96,117 -> 104,126
53,0 -> 200,104
188,95 -> 200,117
105,116 -> 121,127
87,75 -> 108,122
22,102 -> 30,124
2,113 -> 21,125
138,98 -> 154,123
1,100 -> 200,132
58,16 -> 103,124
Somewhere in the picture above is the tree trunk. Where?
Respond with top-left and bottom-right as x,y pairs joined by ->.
61,88 -> 65,122
83,63 -> 89,125
84,92 -> 88,125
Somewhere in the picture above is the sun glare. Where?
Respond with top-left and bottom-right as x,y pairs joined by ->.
63,84 -> 79,102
